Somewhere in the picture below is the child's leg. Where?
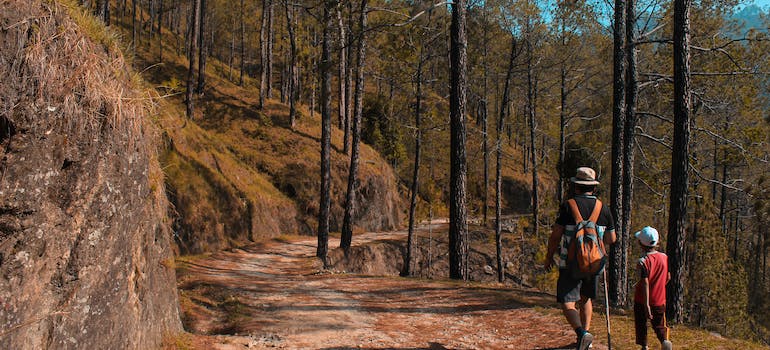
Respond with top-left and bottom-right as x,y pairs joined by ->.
651,305 -> 670,343
634,303 -> 648,347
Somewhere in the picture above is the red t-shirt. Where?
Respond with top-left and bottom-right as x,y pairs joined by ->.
634,251 -> 668,306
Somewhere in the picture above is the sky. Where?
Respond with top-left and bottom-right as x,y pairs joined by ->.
745,0 -> 770,9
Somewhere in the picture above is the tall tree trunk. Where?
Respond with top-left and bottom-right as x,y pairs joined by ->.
526,33 -> 539,241
496,35 -> 517,283
720,169 -> 727,233
185,0 -> 200,119
666,0 -> 691,323
558,64 -> 566,203
344,1 -> 353,154
150,0 -> 156,37
340,0 -> 367,251
405,51 -> 423,278
137,0 -> 143,46
285,0 -> 297,126
719,122 -> 728,234
481,4 -> 490,227
482,100 -> 489,226
239,0 -> 246,85
157,0 -> 163,33
158,0 -> 163,61
95,0 -> 110,25
132,0 -> 137,47
619,0 -> 638,308
449,0 -> 468,281
266,0 -> 274,98
609,0 -> 627,308
259,0 -> 271,108
317,0 -> 336,264
338,8 -> 350,154
711,137 -> 718,201
230,20 -> 235,81
558,18 -> 567,203
196,0 -> 207,93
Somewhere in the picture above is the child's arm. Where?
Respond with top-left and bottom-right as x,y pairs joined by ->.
642,276 -> 652,319
638,260 -> 652,319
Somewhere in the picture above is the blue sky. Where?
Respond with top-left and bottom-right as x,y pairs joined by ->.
737,0 -> 770,10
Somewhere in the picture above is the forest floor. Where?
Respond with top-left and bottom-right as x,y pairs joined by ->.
172,222 -> 765,350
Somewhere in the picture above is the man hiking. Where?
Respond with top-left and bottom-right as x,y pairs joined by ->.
545,167 -> 617,350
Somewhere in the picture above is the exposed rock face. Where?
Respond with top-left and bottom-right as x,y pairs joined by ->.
0,1 -> 181,348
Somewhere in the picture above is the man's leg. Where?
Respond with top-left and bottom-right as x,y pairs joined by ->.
558,270 -> 593,349
580,296 -> 593,331
562,302 -> 583,329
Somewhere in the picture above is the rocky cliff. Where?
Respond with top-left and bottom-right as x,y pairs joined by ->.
0,1 -> 181,348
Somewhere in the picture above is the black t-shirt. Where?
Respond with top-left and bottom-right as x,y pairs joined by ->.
555,194 -> 615,232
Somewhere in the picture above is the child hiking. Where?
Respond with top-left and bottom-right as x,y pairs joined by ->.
545,167 -> 617,350
634,226 -> 673,350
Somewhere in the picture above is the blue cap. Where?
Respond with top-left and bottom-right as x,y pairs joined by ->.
634,226 -> 659,247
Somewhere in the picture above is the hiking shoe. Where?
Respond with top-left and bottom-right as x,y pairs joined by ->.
662,340 -> 673,350
576,331 -> 593,350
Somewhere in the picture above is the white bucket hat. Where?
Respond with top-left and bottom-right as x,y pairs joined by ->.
570,167 -> 600,186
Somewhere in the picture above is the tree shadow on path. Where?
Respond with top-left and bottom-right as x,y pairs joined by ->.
321,342 -> 451,350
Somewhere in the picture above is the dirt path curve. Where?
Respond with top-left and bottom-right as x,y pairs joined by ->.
178,222 -> 609,350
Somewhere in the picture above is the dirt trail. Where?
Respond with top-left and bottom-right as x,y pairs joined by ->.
178,222 -> 609,350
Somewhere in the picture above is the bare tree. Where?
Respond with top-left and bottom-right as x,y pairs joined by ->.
609,0 -> 627,308
449,0 -> 468,280
158,0 -> 164,61
240,0 -> 246,85
285,0 -> 298,126
340,0 -> 368,251
496,35 -> 517,283
185,0 -> 200,119
259,0 -> 274,108
525,21 -> 539,241
318,0 -> 338,263
617,0 -> 639,308
405,43 -> 424,278
196,0 -> 208,93
337,7 -> 350,153
667,0 -> 692,323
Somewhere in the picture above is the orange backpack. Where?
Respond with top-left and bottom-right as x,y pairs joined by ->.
566,199 -> 606,277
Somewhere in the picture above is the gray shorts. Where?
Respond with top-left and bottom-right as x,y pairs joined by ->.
556,269 -> 598,303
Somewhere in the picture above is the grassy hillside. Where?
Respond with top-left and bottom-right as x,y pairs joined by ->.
107,12 -> 402,254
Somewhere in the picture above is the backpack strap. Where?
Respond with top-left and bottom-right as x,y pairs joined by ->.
588,199 -> 602,223
590,200 -> 606,253
567,198 -> 602,224
567,199 -> 584,223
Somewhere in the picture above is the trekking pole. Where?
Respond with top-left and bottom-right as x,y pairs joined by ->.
603,267 -> 612,350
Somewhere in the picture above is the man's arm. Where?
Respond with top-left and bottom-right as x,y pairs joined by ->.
604,229 -> 617,246
544,224 -> 565,270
